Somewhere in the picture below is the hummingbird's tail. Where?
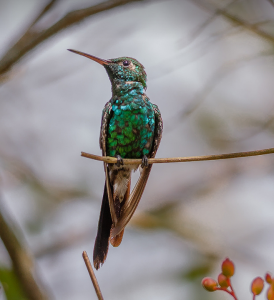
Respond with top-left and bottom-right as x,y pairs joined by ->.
93,178 -> 130,269
93,182 -> 112,270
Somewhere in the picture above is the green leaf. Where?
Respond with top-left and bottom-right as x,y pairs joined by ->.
0,267 -> 28,300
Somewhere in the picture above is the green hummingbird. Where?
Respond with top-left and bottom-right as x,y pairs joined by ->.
68,49 -> 163,270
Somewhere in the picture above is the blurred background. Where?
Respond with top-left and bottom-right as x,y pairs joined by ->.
1,0 -> 274,299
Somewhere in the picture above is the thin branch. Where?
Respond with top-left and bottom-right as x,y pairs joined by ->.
28,0 -> 59,30
81,147 -> 274,165
163,64 -> 230,133
179,0 -> 237,49
0,0 -> 59,82
0,200 -> 50,300
82,251 -> 104,300
179,12 -> 218,49
164,50 -> 273,133
190,0 -> 274,45
0,0 -> 144,77
267,0 -> 274,8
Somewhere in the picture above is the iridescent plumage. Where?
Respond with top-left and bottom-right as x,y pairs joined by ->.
68,50 -> 163,270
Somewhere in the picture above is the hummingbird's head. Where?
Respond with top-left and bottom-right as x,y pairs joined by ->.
105,57 -> 147,89
68,49 -> 147,90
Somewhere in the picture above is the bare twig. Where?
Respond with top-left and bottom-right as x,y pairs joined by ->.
82,251 -> 104,300
0,0 -> 59,82
28,0 -> 59,30
81,147 -> 274,165
191,0 -> 274,45
0,200 -> 50,300
0,0 -> 144,77
164,50 -> 273,133
179,12 -> 218,49
267,0 -> 274,8
179,0 -> 237,49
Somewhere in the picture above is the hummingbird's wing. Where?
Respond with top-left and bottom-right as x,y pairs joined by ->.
94,101 -> 120,269
99,101 -> 118,225
110,104 -> 163,238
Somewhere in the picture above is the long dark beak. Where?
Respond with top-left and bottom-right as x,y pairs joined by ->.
68,49 -> 111,65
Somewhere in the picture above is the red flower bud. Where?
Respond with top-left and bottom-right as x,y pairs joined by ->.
266,273 -> 273,284
202,277 -> 218,292
267,286 -> 274,300
251,277 -> 264,295
221,258 -> 235,277
218,273 -> 229,288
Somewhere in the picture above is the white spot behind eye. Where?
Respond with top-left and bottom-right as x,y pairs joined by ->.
129,63 -> 135,71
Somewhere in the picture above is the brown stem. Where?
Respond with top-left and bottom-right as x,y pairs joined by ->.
81,147 -> 274,165
0,201 -> 50,300
82,251 -> 104,300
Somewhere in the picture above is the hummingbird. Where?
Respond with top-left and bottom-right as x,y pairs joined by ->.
68,49 -> 163,270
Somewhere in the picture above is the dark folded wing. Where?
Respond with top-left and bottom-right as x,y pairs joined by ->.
110,104 -> 163,237
100,101 -> 118,225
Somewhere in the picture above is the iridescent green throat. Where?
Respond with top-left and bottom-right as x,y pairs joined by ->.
106,81 -> 155,159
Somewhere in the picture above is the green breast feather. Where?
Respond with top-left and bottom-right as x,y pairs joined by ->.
106,94 -> 155,159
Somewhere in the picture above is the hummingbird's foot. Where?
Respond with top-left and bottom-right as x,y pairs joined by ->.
116,155 -> 124,167
141,155 -> 148,168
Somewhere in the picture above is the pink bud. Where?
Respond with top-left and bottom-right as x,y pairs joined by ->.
266,273 -> 273,284
221,258 -> 235,277
202,277 -> 218,292
251,277 -> 264,295
267,286 -> 274,300
218,273 -> 229,288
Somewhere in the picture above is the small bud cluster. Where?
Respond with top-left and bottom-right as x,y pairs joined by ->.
202,258 -> 237,299
201,258 -> 272,300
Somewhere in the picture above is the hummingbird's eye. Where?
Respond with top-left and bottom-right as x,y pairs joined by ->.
123,60 -> 130,66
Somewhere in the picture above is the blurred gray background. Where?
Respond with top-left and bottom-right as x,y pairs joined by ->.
1,0 -> 274,299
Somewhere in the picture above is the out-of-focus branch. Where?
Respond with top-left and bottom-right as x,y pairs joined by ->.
179,12 -> 218,49
179,0 -> 237,49
0,202 -> 50,300
191,0 -> 274,45
0,0 -> 144,77
212,114 -> 274,144
267,0 -> 274,8
28,0 -> 59,30
163,50 -> 273,133
81,147 -> 274,165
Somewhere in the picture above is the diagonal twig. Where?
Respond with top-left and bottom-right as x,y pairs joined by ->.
267,0 -> 274,8
28,0 -> 59,30
0,0 -> 144,77
190,0 -> 274,45
81,147 -> 274,165
82,251 -> 104,300
164,50 -> 273,133
179,0 -> 237,49
0,199 -> 50,300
